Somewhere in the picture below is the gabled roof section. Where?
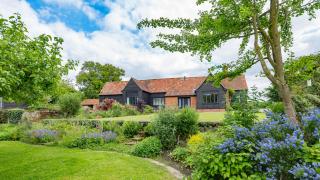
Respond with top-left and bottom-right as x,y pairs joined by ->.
220,75 -> 248,90
81,99 -> 99,106
99,75 -> 248,96
100,81 -> 128,95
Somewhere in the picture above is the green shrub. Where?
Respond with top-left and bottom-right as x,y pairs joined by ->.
153,108 -> 177,150
7,109 -> 24,124
224,102 -> 257,128
175,107 -> 198,141
70,131 -> 117,149
0,124 -> 20,141
143,105 -> 154,114
132,136 -> 162,158
268,102 -> 285,114
109,102 -> 123,117
303,143 -> 320,163
144,123 -> 155,137
103,121 -> 123,135
122,121 -> 142,138
170,146 -> 190,163
0,110 -> 8,123
58,93 -> 81,117
27,129 -> 59,144
123,105 -> 140,116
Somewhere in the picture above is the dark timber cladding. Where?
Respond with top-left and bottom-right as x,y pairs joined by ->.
98,75 -> 248,110
195,83 -> 226,109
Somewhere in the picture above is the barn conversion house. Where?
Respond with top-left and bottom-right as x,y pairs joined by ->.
99,75 -> 248,111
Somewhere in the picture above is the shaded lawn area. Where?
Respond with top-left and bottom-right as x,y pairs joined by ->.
0,141 -> 175,180
103,112 -> 266,122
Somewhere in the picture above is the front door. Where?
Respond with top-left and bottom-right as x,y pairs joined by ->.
178,97 -> 190,108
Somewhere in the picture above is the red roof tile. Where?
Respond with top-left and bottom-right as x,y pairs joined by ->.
99,75 -> 248,96
81,99 -> 99,106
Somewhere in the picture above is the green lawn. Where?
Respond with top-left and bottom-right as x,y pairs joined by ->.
103,112 -> 266,122
0,141 -> 175,180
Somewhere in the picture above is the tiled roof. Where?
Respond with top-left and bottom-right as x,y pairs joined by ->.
99,75 -> 248,96
220,75 -> 248,90
81,99 -> 99,106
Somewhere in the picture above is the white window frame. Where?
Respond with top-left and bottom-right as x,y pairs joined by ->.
153,98 -> 164,106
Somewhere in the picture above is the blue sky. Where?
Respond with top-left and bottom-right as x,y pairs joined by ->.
1,0 -> 319,90
27,0 -> 110,32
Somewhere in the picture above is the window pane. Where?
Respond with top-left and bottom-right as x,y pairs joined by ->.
153,98 -> 164,106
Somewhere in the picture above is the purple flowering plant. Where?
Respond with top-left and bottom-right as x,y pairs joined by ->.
29,129 -> 58,144
73,131 -> 117,148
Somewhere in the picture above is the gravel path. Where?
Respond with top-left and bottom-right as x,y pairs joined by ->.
148,159 -> 184,180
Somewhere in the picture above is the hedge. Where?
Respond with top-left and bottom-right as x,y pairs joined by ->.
0,109 -> 24,124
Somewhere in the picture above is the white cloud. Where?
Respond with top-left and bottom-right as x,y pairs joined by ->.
0,0 -> 319,92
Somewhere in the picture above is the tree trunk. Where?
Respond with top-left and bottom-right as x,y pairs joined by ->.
277,83 -> 298,124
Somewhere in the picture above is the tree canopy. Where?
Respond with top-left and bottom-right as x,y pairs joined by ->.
138,0 -> 320,123
0,14 -> 76,105
76,61 -> 125,98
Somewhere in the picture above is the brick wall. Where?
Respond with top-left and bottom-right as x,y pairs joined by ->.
165,97 -> 178,107
190,96 -> 197,108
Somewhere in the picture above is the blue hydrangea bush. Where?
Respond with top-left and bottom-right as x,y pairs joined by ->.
191,109 -> 320,179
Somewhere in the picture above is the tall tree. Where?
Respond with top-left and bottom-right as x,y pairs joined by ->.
0,14 -> 76,105
76,61 -> 125,98
138,0 -> 320,124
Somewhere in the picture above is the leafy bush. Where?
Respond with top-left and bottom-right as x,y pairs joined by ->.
143,105 -> 154,114
153,108 -> 177,150
0,110 -> 8,123
170,146 -> 190,163
103,121 -> 122,135
132,136 -> 162,158
7,109 -> 24,124
224,102 -> 257,128
58,93 -> 81,117
70,131 -> 117,148
190,109 -> 320,179
303,143 -> 320,163
187,134 -> 204,147
175,107 -> 198,141
99,98 -> 115,110
0,124 -> 20,141
123,105 -> 140,116
144,123 -> 155,137
268,102 -> 285,114
109,102 -> 123,117
122,121 -> 142,138
152,108 -> 199,149
27,129 -> 59,144
301,108 -> 320,145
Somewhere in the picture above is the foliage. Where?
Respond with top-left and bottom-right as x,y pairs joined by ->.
187,133 -> 204,148
170,146 -> 190,163
76,61 -> 124,98
99,98 -> 115,111
0,14 -> 76,105
289,163 -> 320,179
268,102 -> 285,114
303,144 -> 320,163
137,0 -> 320,124
175,107 -> 199,141
143,122 -> 155,137
152,108 -> 177,150
143,105 -> 154,114
132,136 -> 162,158
224,101 -> 257,128
102,121 -> 123,136
265,85 -> 282,102
122,121 -> 142,138
70,131 -> 117,149
58,93 -> 81,117
0,124 -> 20,141
27,129 -> 59,144
301,109 -> 320,145
6,109 -> 24,124
0,110 -> 7,123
